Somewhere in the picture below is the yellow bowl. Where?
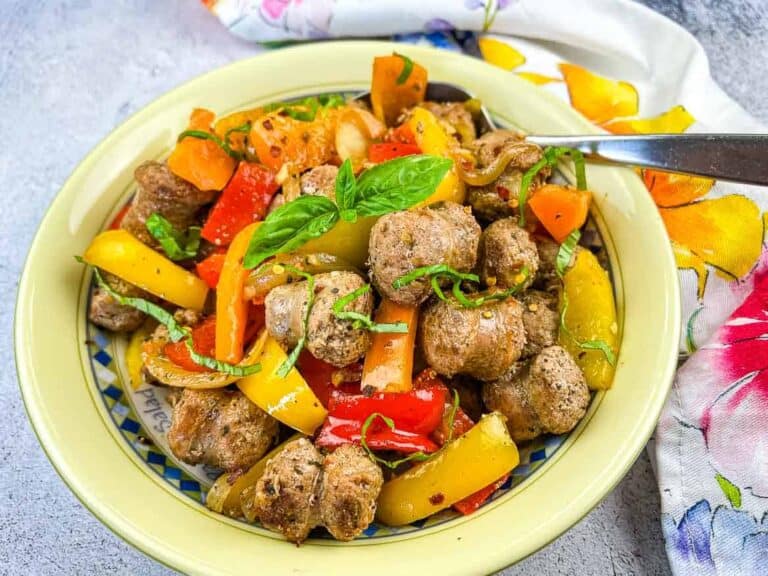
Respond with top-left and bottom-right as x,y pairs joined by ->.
15,41 -> 680,575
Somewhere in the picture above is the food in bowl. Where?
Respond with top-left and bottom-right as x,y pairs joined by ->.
77,53 -> 619,544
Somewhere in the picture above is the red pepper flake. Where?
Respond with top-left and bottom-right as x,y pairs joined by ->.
262,119 -> 273,131
496,185 -> 510,201
429,493 -> 445,505
269,145 -> 282,158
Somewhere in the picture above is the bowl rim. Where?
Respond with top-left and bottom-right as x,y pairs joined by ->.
15,40 -> 680,575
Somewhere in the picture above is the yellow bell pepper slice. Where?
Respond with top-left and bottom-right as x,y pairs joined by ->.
299,217 -> 377,268
207,432 -> 302,517
376,412 -> 519,526
237,331 -> 327,435
558,249 -> 619,390
83,229 -> 209,310
216,222 -> 259,364
406,107 -> 465,206
125,320 -> 154,390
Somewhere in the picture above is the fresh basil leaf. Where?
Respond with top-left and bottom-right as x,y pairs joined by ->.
243,196 -> 339,269
360,413 -> 432,469
332,284 -> 408,334
335,158 -> 357,213
184,340 -> 262,377
392,263 -> 479,289
353,155 -> 453,218
555,230 -> 581,278
318,93 -> 346,108
145,213 -> 200,261
394,52 -> 414,85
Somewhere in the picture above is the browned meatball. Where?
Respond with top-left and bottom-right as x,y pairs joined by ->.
265,271 -> 373,367
478,218 -> 539,290
88,272 -> 147,332
521,290 -> 559,358
532,237 -> 561,292
369,202 -> 481,307
419,295 -> 526,381
421,101 -> 476,144
448,375 -> 484,422
122,161 -> 216,246
528,346 -> 590,435
167,389 -> 279,472
248,438 -> 324,544
472,130 -> 542,169
319,444 -> 383,541
300,165 -> 338,201
482,362 -> 542,442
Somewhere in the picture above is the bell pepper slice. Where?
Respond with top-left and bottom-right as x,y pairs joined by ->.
201,162 -> 279,247
109,203 -> 131,230
315,416 -> 439,454
83,229 -> 209,310
453,474 -> 510,516
405,107 -> 465,206
528,184 -> 592,243
296,351 -> 360,408
215,222 -> 259,364
368,142 -> 422,163
163,316 -> 217,373
370,55 -> 428,126
412,369 -> 475,445
327,385 -> 446,436
299,217 -> 377,268
168,108 -> 236,191
237,331 -> 327,435
360,299 -> 419,393
376,412 -> 519,526
125,320 -> 154,390
213,106 -> 265,154
195,250 -> 227,289
207,432 -> 303,517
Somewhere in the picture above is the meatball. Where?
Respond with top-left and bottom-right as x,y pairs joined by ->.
419,295 -> 526,381
122,161 -> 216,246
88,272 -> 147,332
265,271 -> 373,367
167,389 -> 279,472
472,131 -> 542,169
482,362 -> 542,442
421,101 -> 476,144
319,444 -> 384,541
483,346 -> 589,441
528,346 -> 590,435
532,237 -> 561,292
300,165 -> 338,201
369,202 -> 481,307
521,290 -> 559,357
248,438 -> 324,544
478,218 -> 539,290
448,375 -> 484,422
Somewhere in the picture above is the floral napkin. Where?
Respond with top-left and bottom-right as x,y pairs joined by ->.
204,0 -> 768,572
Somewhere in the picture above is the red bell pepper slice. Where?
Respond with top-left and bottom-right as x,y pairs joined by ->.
413,369 -> 475,445
368,142 -> 422,163
327,385 -> 447,436
453,474 -> 510,516
109,203 -> 131,230
195,250 -> 227,289
315,416 -> 439,454
164,316 -> 217,372
297,351 -> 360,408
201,162 -> 278,246
388,124 -> 417,145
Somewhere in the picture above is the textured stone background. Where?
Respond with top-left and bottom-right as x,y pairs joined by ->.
1,1 -> 766,574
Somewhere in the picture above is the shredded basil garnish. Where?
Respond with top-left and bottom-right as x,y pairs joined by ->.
518,146 -> 587,226
223,121 -> 251,148
85,262 -> 261,376
394,52 -> 414,85
332,284 -> 408,333
392,264 -> 479,289
555,230 -> 581,278
177,129 -> 242,161
145,213 -> 200,261
360,413 -> 432,470
263,94 -> 346,122
559,290 -> 616,366
276,266 -> 316,377
443,389 -> 461,445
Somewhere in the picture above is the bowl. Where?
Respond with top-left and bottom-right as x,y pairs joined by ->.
15,40 -> 680,575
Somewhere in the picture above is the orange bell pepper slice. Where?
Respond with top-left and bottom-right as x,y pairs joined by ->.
215,222 -> 259,364
168,108 -> 236,191
527,184 -> 591,243
370,54 -> 427,126
360,300 -> 418,393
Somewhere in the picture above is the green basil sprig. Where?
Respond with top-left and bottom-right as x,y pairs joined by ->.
243,155 -> 452,270
263,93 -> 346,122
555,229 -> 581,278
518,146 -> 587,227
559,291 -> 616,366
394,52 -> 414,85
83,262 -> 261,377
145,213 -> 201,261
332,284 -> 409,333
177,129 -> 243,161
276,266 -> 316,378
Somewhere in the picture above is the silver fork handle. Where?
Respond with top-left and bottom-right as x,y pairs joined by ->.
527,134 -> 768,186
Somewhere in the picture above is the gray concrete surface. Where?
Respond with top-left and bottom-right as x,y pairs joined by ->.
1,1 -> 765,574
